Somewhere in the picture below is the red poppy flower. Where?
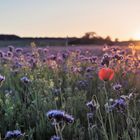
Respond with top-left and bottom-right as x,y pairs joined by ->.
98,68 -> 114,81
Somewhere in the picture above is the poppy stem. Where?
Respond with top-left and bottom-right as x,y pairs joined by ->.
104,81 -> 114,140
104,82 -> 108,101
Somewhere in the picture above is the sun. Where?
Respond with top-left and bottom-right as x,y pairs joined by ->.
133,33 -> 140,40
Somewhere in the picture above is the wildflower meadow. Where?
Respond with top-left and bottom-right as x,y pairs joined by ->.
0,43 -> 139,140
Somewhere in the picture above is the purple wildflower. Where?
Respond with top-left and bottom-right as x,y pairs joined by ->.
63,114 -> 74,124
50,135 -> 61,140
113,98 -> 126,112
15,48 -> 23,54
7,51 -> 13,58
20,76 -> 30,84
105,98 -> 126,113
46,110 -> 74,124
0,75 -> 5,83
5,130 -> 23,139
113,84 -> 122,91
101,53 -> 110,67
5,131 -> 13,139
86,67 -> 93,73
86,101 -> 96,112
46,110 -> 65,121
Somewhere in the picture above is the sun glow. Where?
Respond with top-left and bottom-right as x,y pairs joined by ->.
133,33 -> 140,40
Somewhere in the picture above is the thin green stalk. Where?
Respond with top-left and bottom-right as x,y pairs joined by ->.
93,95 -> 109,140
104,82 -> 114,140
98,107 -> 109,140
56,123 -> 64,140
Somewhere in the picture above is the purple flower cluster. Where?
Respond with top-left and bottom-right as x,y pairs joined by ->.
86,99 -> 99,127
112,98 -> 126,109
105,97 -> 126,113
86,100 -> 96,112
5,130 -> 23,139
101,53 -> 111,67
46,110 -> 74,124
113,54 -> 123,61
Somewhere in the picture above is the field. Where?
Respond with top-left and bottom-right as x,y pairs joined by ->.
0,39 -> 67,48
0,43 -> 139,140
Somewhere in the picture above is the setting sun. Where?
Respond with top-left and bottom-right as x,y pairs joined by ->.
133,33 -> 140,40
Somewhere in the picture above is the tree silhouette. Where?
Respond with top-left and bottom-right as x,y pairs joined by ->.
82,32 -> 97,39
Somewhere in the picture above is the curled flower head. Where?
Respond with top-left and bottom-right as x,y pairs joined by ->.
20,76 -> 30,84
98,68 -> 114,81
113,83 -> 122,91
86,98 -> 100,113
15,48 -> 23,54
112,98 -> 126,113
101,53 -> 110,67
63,114 -> 74,124
46,110 -> 74,124
86,101 -> 96,112
5,131 -> 13,139
13,130 -> 23,137
47,110 -> 64,121
105,97 -> 126,113
5,130 -> 23,140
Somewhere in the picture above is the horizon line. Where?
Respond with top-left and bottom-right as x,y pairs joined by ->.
0,33 -> 137,42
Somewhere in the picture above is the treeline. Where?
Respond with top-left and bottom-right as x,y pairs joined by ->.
0,34 -> 66,41
0,35 -> 21,40
68,32 -> 114,45
0,33 -> 139,46
0,32 -> 115,45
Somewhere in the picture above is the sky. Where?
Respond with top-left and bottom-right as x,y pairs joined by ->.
0,0 -> 140,40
